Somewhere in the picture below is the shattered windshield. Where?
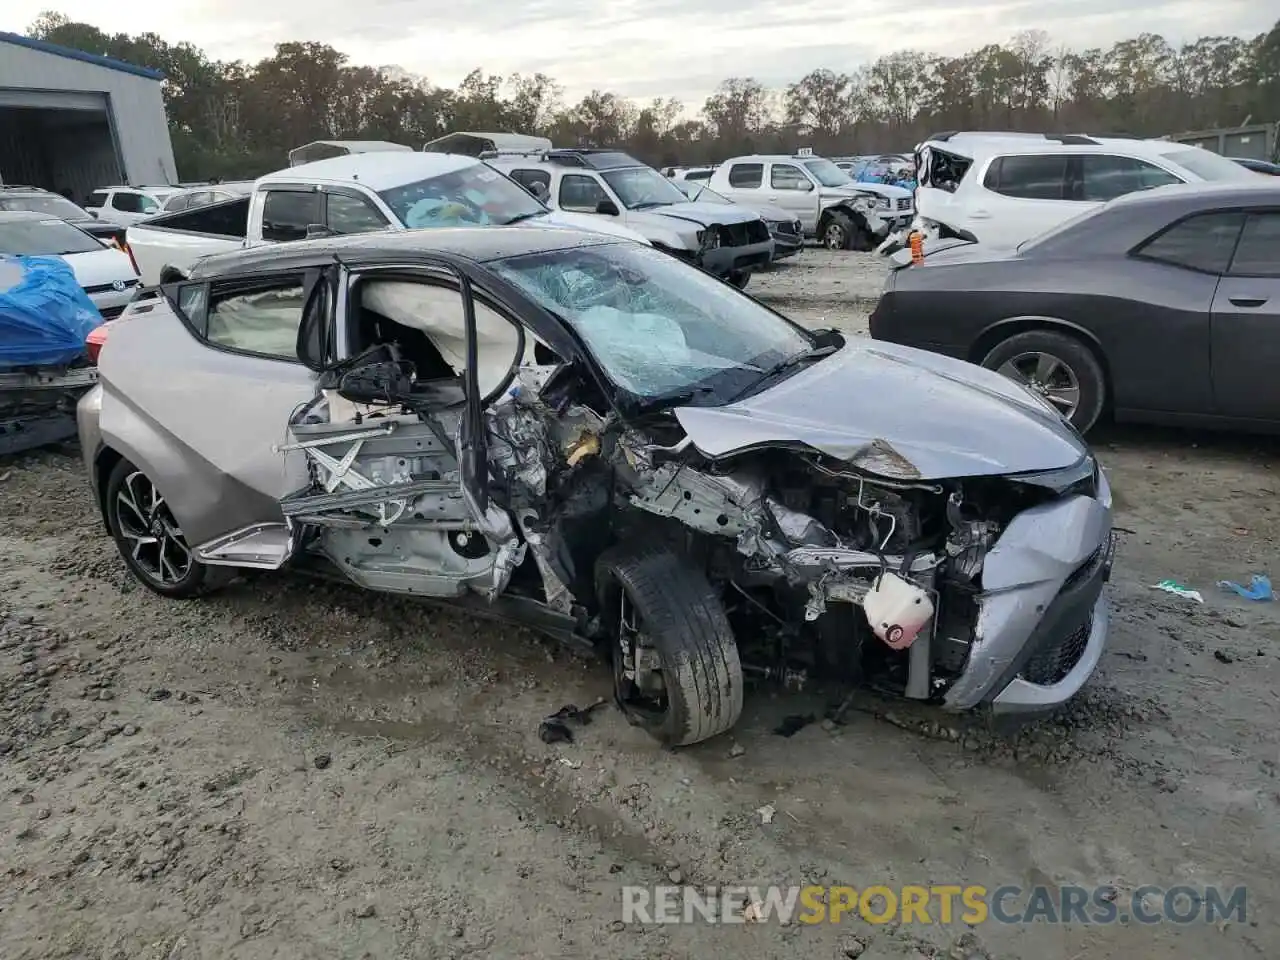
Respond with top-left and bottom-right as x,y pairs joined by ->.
804,159 -> 853,187
600,167 -> 690,209
377,163 -> 547,228
491,243 -> 813,405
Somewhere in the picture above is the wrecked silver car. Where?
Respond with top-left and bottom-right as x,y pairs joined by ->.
77,228 -> 1115,746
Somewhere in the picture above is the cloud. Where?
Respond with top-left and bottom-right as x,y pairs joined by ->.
6,0 -> 1273,108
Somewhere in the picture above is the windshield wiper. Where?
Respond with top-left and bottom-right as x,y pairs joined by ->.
502,211 -> 547,225
725,345 -> 838,404
630,201 -> 672,210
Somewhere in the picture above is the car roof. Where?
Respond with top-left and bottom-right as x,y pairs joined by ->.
1107,180 -> 1280,211
257,152 -> 479,191
923,134 -> 1201,161
189,225 -> 618,278
722,155 -> 826,164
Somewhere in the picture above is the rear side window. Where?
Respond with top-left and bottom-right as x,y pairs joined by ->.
1134,212 -> 1245,273
164,194 -> 191,213
727,163 -> 763,188
983,155 -> 1069,200
1228,213 -> 1280,277
261,190 -> 321,242
1080,156 -> 1182,201
87,190 -> 109,208
203,279 -> 308,359
684,169 -> 712,181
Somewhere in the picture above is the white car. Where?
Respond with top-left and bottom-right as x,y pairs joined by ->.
707,155 -> 913,250
0,211 -> 139,318
84,185 -> 182,227
124,151 -> 653,287
913,132 -> 1261,247
160,182 -> 255,213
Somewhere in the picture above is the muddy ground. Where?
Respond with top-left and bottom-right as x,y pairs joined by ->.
2,248 -> 1278,960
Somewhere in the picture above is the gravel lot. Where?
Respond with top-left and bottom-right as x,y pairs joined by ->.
2,248 -> 1278,960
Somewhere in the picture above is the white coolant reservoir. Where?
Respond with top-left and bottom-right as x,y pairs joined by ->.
863,571 -> 934,650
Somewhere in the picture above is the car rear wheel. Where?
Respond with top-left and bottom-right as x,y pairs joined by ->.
596,544 -> 743,746
821,211 -> 855,251
981,330 -> 1106,433
105,458 -> 224,599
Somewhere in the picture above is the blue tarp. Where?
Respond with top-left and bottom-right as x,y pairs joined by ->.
0,255 -> 103,368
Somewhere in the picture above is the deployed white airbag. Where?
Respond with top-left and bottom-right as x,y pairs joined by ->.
361,280 -> 530,396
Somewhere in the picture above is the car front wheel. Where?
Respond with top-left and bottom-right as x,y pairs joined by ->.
821,212 -> 855,250
981,329 -> 1107,433
105,458 -> 224,598
596,544 -> 743,746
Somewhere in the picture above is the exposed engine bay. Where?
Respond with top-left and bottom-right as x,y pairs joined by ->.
274,339 -> 1086,712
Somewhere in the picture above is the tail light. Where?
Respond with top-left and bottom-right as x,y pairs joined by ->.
86,324 -> 110,364
909,231 -> 924,265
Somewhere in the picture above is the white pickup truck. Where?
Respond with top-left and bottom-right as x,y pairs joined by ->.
706,154 -> 914,251
126,152 -> 651,286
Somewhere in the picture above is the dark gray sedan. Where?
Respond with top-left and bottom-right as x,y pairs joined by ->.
870,182 -> 1280,433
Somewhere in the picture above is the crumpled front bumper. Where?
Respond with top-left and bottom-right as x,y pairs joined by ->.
699,239 -> 774,277
943,472 -> 1115,715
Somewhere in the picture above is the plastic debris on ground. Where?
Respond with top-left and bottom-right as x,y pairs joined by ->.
537,699 -> 608,744
0,256 -> 103,368
1217,574 -> 1273,602
1151,579 -> 1204,603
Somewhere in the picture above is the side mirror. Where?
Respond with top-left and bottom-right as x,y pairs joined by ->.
89,210 -> 99,219
800,180 -> 815,192
595,198 -> 620,216
305,223 -> 334,240
337,360 -> 418,405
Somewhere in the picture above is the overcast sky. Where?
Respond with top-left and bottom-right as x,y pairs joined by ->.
5,1 -> 1273,108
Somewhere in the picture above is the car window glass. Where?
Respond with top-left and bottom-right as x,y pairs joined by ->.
261,190 -> 321,242
139,195 -> 160,213
1080,155 -> 1182,201
325,193 -> 389,235
558,174 -> 608,212
87,190 -> 109,208
510,169 -> 551,191
206,282 -> 307,359
1229,213 -> 1280,277
164,195 -> 190,213
1135,212 -> 1245,273
984,155 -> 1069,200
176,285 -> 209,335
771,165 -> 810,190
727,163 -> 763,188
684,170 -> 712,181
111,192 -> 143,213
187,191 -> 214,209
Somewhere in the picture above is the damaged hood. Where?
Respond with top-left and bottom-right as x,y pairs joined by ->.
673,340 -> 1088,480
822,182 -> 912,201
631,201 -> 763,230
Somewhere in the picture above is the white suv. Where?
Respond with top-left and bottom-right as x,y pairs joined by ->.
914,133 -> 1260,247
84,186 -> 181,226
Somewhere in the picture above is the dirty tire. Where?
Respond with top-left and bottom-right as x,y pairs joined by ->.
105,458 -> 227,600
728,271 -> 750,290
596,545 -> 743,747
981,329 -> 1107,434
821,211 -> 855,251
